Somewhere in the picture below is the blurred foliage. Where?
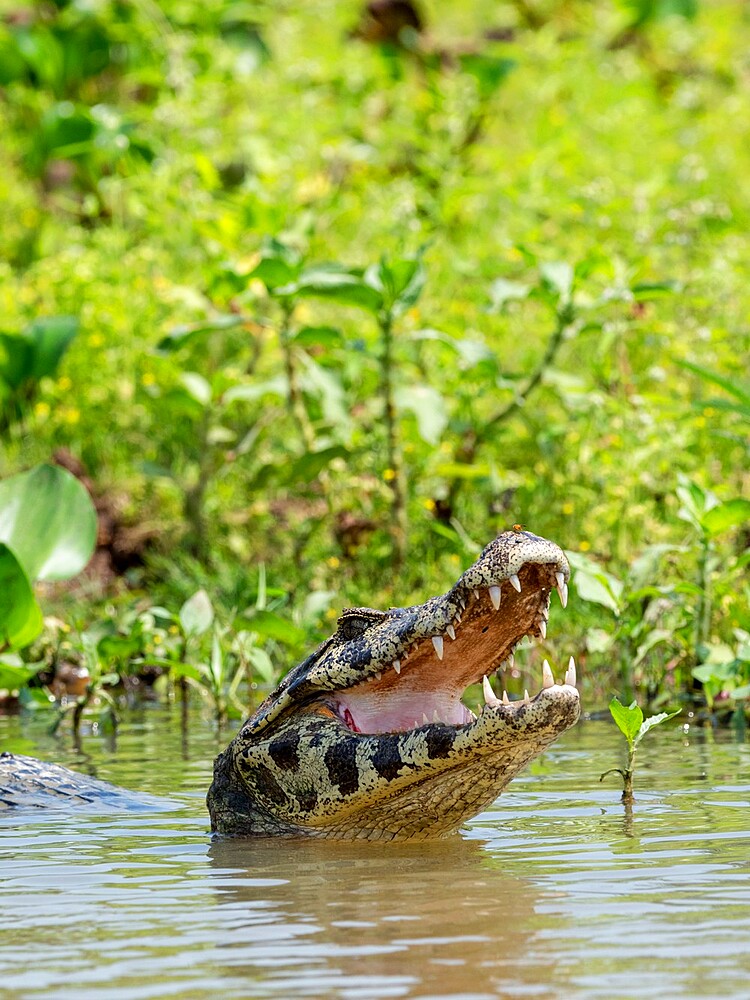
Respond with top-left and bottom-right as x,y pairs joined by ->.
0,0 -> 748,722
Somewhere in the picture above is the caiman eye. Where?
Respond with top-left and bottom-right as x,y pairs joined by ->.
336,608 -> 385,641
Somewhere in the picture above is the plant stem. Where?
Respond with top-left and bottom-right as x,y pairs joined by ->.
278,301 -> 315,451
379,309 -> 407,567
695,535 -> 713,664
448,307 -> 571,509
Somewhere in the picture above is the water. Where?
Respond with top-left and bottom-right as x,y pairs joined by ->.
1,707 -> 748,1000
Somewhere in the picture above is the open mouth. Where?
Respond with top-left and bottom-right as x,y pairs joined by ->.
332,558 -> 576,735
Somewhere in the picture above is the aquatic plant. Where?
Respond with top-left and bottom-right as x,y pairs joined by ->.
600,697 -> 681,803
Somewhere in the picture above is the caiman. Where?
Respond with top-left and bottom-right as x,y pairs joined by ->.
2,530 -> 580,841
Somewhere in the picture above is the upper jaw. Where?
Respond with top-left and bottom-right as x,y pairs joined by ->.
328,537 -> 573,736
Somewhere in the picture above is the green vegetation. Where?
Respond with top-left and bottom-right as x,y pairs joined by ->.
601,697 -> 681,801
0,0 -> 748,731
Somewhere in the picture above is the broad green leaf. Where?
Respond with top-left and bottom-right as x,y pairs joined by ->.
285,445 -> 348,485
458,54 -> 515,98
394,384 -> 448,445
0,544 -> 43,653
374,256 -> 426,316
26,316 -> 79,380
731,684 -> 750,700
567,552 -> 623,614
609,697 -> 643,748
239,609 -> 306,645
179,589 -> 214,637
283,266 -> 383,312
0,464 -> 97,582
157,315 -> 246,352
540,261 -> 574,303
0,659 -> 44,693
489,278 -> 531,310
179,371 -> 212,407
701,499 -> 750,537
169,661 -> 204,684
293,326 -> 343,349
223,376 -> 288,405
246,645 -> 275,683
0,332 -> 34,390
250,238 -> 303,290
633,709 -> 682,749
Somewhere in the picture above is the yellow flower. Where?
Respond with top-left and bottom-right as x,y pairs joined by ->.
579,540 -> 591,552
383,468 -> 396,482
327,556 -> 340,569
142,372 -> 156,387
57,375 -> 72,391
562,501 -> 574,515
88,333 -> 104,348
423,498 -> 436,511
61,407 -> 80,424
34,401 -> 51,420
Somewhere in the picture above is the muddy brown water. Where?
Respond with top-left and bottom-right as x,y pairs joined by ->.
1,708 -> 748,1000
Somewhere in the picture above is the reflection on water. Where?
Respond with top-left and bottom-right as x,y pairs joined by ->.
1,709 -> 749,999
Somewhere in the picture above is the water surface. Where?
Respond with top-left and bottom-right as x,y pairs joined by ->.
1,708 -> 748,999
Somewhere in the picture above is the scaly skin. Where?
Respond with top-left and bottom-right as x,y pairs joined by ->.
207,530 -> 580,840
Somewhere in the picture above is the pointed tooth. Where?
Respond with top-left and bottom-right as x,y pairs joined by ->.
374,671 -> 381,681
393,659 -> 401,674
473,589 -> 480,600
432,636 -> 444,660
542,659 -> 554,689
556,571 -> 565,590
523,689 -> 530,702
502,690 -> 510,705
446,624 -> 456,640
509,574 -> 521,593
489,585 -> 502,611
422,712 -> 430,726
433,709 -> 440,722
508,653 -> 515,669
482,675 -> 498,706
538,619 -> 547,639
565,656 -> 577,687
556,575 -> 568,608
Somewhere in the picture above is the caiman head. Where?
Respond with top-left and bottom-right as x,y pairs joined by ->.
207,530 -> 580,841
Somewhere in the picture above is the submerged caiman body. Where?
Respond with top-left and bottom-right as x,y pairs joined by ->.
2,531 -> 580,840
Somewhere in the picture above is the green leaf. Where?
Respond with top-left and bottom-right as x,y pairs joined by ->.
285,446 -> 348,485
609,697 -> 643,749
25,316 -> 79,380
0,464 -> 97,582
283,266 -> 383,312
250,238 -> 303,290
238,609 -> 306,646
676,360 -> 750,406
179,589 -> 214,637
701,499 -> 750,537
540,261 -> 574,303
394,384 -> 448,445
179,372 -> 212,407
209,628 -> 225,688
0,544 -> 43,653
223,376 -> 288,405
169,661 -> 204,684
567,551 -> 623,614
0,655 -> 43,692
633,709 -> 682,749
459,54 -> 515,99
157,315 -> 246,352
246,645 -> 276,683
489,278 -> 531,311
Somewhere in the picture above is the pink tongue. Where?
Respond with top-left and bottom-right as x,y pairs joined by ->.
338,692 -> 474,734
